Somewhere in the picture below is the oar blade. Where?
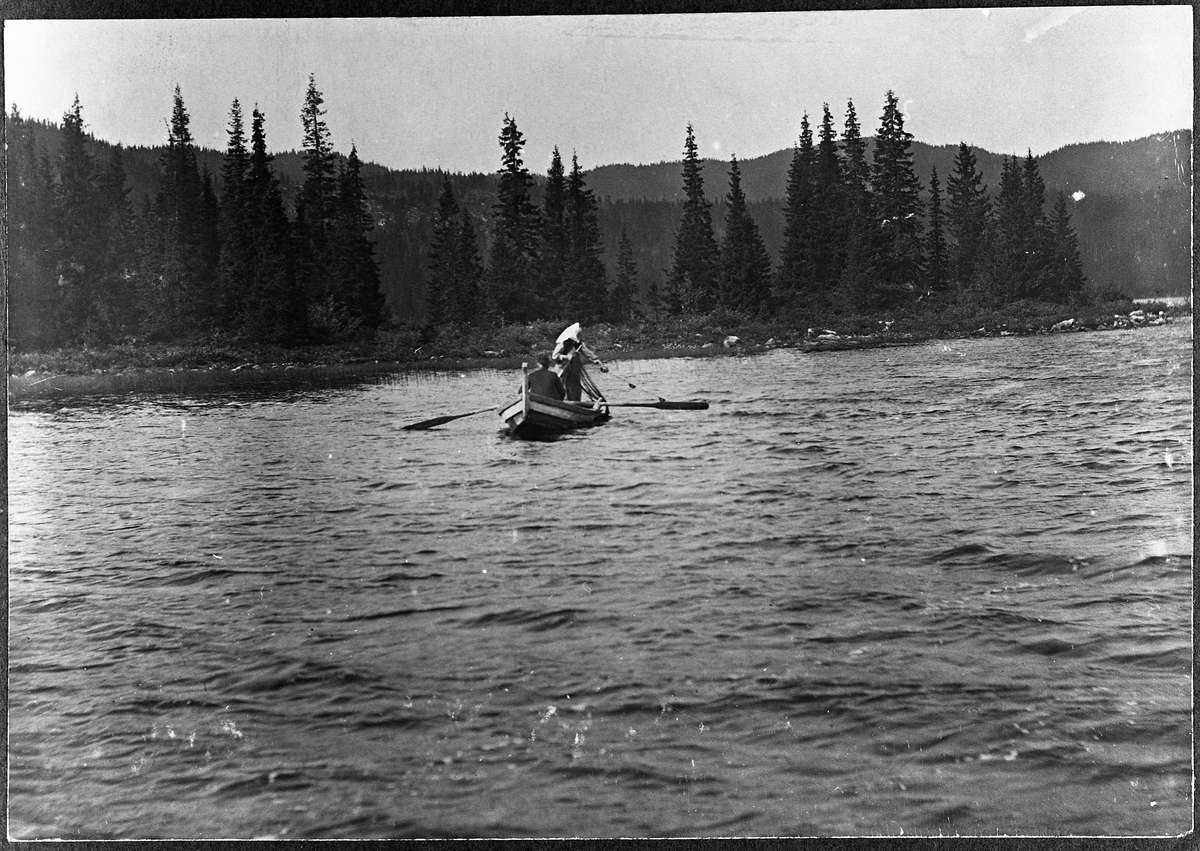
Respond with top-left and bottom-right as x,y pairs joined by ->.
402,414 -> 460,431
402,406 -> 496,430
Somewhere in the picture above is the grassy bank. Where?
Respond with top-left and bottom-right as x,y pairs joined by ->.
8,297 -> 1189,403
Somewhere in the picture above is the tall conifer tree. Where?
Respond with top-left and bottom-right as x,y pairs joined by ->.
719,155 -> 773,313
1047,190 -> 1087,303
1019,150 -> 1052,298
811,103 -> 844,297
946,142 -> 990,293
149,86 -> 209,338
297,74 -> 338,321
925,166 -> 948,294
983,155 -> 1027,304
666,123 -> 720,313
564,153 -> 607,322
488,113 -> 541,321
52,95 -> 102,338
776,115 -> 816,309
540,148 -> 568,318
218,99 -> 252,327
870,90 -> 924,305
839,99 -> 875,305
332,145 -> 386,333
245,106 -> 306,342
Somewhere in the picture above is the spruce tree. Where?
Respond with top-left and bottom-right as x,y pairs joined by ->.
1047,190 -> 1087,303
488,113 -> 541,321
946,142 -> 990,294
775,115 -> 816,309
983,155 -> 1027,305
839,99 -> 876,306
217,99 -> 252,328
718,155 -> 773,313
924,166 -> 948,294
245,106 -> 306,342
870,90 -> 924,306
149,86 -> 209,339
1019,150 -> 1052,299
540,148 -> 568,317
332,145 -> 386,333
811,103 -> 844,296
52,95 -> 102,339
840,100 -> 870,201
666,123 -> 720,313
297,74 -> 338,325
564,153 -> 607,322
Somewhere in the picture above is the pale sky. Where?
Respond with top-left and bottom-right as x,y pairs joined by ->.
4,8 -> 1193,175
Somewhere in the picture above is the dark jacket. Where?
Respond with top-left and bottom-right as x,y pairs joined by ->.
527,367 -> 565,400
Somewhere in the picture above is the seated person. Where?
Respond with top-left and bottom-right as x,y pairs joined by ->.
527,352 -> 565,400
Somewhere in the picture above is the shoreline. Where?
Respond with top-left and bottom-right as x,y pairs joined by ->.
7,301 -> 1190,403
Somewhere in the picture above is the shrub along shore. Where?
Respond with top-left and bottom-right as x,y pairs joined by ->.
7,297 -> 1189,404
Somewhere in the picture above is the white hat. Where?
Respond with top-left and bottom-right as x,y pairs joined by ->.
555,322 -> 582,345
552,322 -> 582,358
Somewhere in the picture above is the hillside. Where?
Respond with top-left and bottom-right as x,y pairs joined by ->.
10,118 -> 1191,322
585,132 -> 1193,204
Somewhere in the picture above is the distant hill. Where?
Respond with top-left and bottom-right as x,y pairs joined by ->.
12,117 -> 1192,319
585,131 -> 1193,204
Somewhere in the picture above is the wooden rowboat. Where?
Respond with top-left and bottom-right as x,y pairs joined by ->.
499,361 -> 610,438
499,394 -> 609,438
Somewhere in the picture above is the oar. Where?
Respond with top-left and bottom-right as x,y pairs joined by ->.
402,406 -> 498,430
608,400 -> 708,410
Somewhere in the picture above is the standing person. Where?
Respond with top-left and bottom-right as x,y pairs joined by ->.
552,322 -> 607,402
526,352 -> 565,400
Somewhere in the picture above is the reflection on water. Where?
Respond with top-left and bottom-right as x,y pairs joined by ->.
8,323 -> 1193,838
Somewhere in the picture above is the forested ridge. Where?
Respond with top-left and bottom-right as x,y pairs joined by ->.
6,83 -> 1189,353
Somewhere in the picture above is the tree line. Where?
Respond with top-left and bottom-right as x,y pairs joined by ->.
424,115 -> 636,328
422,90 -> 1087,330
8,77 -> 384,349
660,91 -> 1086,317
9,86 -> 1088,350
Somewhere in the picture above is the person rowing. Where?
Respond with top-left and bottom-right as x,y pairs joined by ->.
526,352 -> 566,400
552,322 -> 608,402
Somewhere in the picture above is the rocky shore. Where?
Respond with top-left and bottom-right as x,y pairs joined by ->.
7,300 -> 1190,403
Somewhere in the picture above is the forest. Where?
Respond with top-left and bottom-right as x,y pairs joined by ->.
6,80 -> 1184,355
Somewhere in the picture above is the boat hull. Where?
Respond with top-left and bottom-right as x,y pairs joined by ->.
499,394 -> 610,438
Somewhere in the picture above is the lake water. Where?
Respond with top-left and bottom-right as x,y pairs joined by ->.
7,322 -> 1193,839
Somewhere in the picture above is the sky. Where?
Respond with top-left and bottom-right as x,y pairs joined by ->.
4,8 -> 1193,175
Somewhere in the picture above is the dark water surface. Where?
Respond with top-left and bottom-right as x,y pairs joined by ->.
8,323 -> 1193,838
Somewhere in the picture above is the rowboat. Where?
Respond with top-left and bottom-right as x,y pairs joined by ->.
499,394 -> 609,438
496,360 -> 608,438
402,351 -> 704,435
499,385 -> 610,439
